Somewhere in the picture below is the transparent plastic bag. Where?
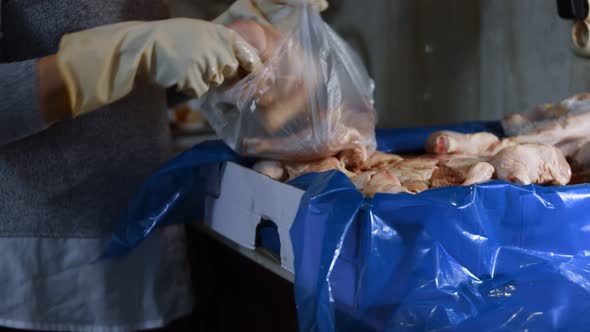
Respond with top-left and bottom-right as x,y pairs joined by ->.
198,3 -> 377,161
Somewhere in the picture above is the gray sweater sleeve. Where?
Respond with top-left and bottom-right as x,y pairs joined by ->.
0,60 -> 48,146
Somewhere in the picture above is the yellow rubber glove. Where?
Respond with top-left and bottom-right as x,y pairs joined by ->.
214,0 -> 329,28
57,18 -> 262,116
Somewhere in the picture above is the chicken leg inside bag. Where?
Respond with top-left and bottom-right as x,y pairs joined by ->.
197,3 -> 377,162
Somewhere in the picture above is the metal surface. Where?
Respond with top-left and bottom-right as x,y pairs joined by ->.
324,0 -> 590,128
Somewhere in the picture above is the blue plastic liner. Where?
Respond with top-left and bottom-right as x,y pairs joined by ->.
291,172 -> 590,331
102,140 -> 239,258
106,120 -> 590,331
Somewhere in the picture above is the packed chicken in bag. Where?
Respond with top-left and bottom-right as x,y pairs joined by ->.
198,0 -> 377,163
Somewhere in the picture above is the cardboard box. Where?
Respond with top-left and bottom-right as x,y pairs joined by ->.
203,162 -> 305,273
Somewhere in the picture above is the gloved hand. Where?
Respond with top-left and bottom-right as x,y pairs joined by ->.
227,20 -> 314,132
57,18 -> 262,116
214,0 -> 329,28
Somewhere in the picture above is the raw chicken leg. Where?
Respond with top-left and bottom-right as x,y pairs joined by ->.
352,169 -> 408,197
503,103 -> 569,136
572,140 -> 590,170
242,125 -> 367,161
507,110 -> 590,147
252,160 -> 285,181
359,151 -> 404,171
387,157 -> 439,193
229,20 -> 319,133
283,157 -> 355,181
502,93 -> 590,136
495,94 -> 590,171
553,137 -> 590,172
431,157 -> 495,188
462,162 -> 496,185
228,20 -> 277,63
499,94 -> 590,149
426,131 -> 501,156
362,170 -> 409,197
351,170 -> 376,191
555,137 -> 590,159
489,143 -> 572,186
339,146 -> 370,172
242,103 -> 376,161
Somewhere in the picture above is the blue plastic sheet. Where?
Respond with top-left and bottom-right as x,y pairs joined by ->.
106,120 -> 590,331
102,140 -> 239,258
291,172 -> 590,331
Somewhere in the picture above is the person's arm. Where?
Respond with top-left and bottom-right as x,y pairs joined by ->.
37,55 -> 71,125
57,19 -> 261,116
0,56 -> 72,147
0,18 -> 261,146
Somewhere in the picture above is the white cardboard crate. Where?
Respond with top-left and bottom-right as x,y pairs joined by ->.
202,162 -> 305,273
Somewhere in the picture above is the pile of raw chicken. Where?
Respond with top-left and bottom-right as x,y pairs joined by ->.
252,94 -> 590,197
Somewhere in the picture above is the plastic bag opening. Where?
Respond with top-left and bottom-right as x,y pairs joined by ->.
199,4 -> 377,161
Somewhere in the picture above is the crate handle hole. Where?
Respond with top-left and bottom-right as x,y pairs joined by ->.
255,218 -> 281,263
